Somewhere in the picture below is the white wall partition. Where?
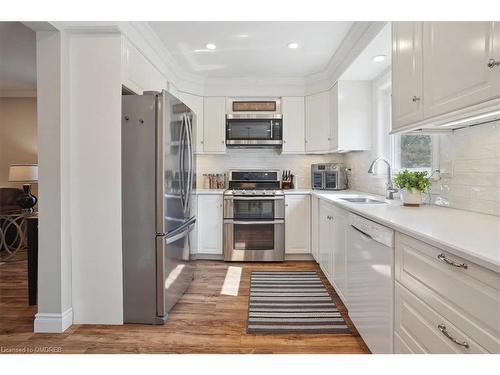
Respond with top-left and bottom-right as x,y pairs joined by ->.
35,29 -> 73,333
69,33 -> 124,324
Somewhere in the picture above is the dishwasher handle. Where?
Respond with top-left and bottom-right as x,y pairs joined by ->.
351,224 -> 373,240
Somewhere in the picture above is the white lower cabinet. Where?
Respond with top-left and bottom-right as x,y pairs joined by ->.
318,199 -> 334,280
194,194 -> 223,255
330,205 -> 348,303
395,232 -> 500,353
284,194 -> 311,254
311,195 -> 320,262
317,198 -> 348,303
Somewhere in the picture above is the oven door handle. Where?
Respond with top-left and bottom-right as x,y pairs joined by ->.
224,196 -> 284,201
224,219 -> 284,225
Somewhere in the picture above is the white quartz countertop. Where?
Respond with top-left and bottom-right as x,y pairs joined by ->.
283,189 -> 312,194
310,190 -> 500,273
194,189 -> 225,195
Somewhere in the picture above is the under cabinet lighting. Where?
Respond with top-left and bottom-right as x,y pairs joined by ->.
287,42 -> 299,49
372,55 -> 386,62
440,109 -> 500,127
205,43 -> 216,50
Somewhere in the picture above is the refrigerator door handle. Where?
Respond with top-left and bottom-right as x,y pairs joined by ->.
179,114 -> 187,209
184,113 -> 194,214
165,218 -> 196,244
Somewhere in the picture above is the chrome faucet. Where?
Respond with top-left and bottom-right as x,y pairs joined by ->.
367,157 -> 399,200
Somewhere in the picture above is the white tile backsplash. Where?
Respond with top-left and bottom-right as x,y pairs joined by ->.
345,121 -> 500,216
431,121 -> 500,216
196,149 -> 344,189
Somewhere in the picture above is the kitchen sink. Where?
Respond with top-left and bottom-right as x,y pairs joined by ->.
339,197 -> 387,204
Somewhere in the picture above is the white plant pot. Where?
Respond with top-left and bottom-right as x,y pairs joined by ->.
400,189 -> 423,207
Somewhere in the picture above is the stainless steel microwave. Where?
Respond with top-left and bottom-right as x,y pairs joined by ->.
311,163 -> 348,190
225,98 -> 283,147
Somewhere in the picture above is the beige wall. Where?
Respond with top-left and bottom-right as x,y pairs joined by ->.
0,97 -> 38,197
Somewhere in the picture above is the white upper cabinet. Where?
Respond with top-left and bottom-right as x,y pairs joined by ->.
331,81 -> 372,152
392,22 -> 424,130
121,39 -> 167,94
305,91 -> 331,153
284,194 -> 311,254
422,22 -> 500,119
178,92 -> 204,154
392,21 -> 500,132
203,97 -> 226,154
305,82 -> 371,154
281,97 -> 306,154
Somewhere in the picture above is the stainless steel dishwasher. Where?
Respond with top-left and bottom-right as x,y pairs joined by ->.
346,213 -> 395,354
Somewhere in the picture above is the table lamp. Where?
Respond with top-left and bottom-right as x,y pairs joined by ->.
8,164 -> 38,213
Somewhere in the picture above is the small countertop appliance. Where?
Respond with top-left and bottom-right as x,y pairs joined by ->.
311,163 -> 348,190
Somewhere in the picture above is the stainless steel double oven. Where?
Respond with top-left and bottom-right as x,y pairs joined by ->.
223,170 -> 285,262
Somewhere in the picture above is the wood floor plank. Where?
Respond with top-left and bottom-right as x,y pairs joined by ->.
0,259 -> 370,354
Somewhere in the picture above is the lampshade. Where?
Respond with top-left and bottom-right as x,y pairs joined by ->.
8,164 -> 38,183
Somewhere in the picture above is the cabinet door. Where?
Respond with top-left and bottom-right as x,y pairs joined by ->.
318,200 -> 333,279
285,194 -> 311,254
178,92 -> 204,153
122,39 -> 167,94
311,196 -> 320,262
197,195 -> 223,254
329,84 -> 339,150
331,205 -> 348,302
282,97 -> 305,153
203,97 -> 226,153
305,91 -> 331,153
423,22 -> 500,119
392,22 -> 424,130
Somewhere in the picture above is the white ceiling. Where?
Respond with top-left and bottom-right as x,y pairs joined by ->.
340,22 -> 391,80
0,22 -> 37,92
148,21 -> 353,79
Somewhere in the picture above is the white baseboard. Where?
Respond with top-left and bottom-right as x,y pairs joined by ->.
285,253 -> 314,261
34,308 -> 73,333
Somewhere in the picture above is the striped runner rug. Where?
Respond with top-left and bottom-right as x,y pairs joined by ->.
247,271 -> 351,334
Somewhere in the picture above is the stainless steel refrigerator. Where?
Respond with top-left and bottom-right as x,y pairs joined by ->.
122,90 -> 196,324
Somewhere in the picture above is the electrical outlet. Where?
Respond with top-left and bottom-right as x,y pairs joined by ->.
438,161 -> 453,178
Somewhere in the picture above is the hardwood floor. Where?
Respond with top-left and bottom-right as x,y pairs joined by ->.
0,259 -> 369,354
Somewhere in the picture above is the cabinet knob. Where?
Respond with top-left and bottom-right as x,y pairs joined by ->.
412,96 -> 421,102
221,140 -> 224,144
201,140 -> 204,144
283,140 -> 286,144
487,58 -> 500,68
328,137 -> 331,141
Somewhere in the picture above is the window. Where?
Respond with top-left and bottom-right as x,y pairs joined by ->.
391,133 -> 439,174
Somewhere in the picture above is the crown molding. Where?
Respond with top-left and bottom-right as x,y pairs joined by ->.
304,21 -> 387,94
52,21 -> 387,98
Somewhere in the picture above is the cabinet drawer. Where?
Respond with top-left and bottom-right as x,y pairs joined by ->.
395,233 -> 500,352
395,282 -> 488,353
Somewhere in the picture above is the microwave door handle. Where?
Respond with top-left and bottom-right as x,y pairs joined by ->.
270,120 -> 273,140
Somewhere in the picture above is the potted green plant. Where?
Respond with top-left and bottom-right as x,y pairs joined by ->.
393,170 -> 432,207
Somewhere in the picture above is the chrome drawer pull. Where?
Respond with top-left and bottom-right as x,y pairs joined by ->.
437,253 -> 468,269
438,324 -> 470,349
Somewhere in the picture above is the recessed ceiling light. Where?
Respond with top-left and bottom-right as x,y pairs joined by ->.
287,42 -> 299,49
238,34 -> 249,38
373,55 -> 386,62
206,43 -> 216,50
